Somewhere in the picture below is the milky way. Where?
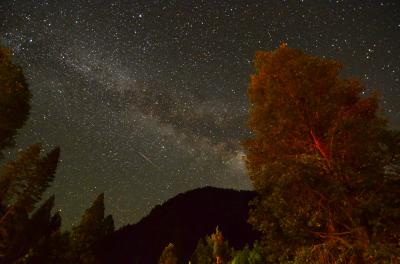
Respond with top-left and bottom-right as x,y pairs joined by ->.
1,1 -> 399,227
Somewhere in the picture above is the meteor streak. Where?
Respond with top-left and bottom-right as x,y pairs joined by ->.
136,151 -> 161,170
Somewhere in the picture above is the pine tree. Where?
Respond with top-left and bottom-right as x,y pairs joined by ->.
191,227 -> 233,264
244,44 -> 400,262
21,194 -> 116,264
19,231 -> 72,264
191,237 -> 213,264
0,145 -> 60,214
158,243 -> 178,264
26,195 -> 61,248
211,227 -> 230,264
71,193 -> 114,264
14,198 -> 69,264
0,145 -> 60,263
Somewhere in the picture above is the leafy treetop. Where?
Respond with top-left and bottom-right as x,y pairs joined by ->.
244,45 -> 400,263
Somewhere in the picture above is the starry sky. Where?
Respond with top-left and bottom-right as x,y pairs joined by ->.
1,0 -> 399,228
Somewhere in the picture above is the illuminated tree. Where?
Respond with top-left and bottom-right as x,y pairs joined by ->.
158,243 -> 178,264
244,44 -> 400,263
191,227 -> 233,264
211,227 -> 230,264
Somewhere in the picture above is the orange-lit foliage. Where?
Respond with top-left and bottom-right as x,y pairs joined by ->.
244,45 -> 400,263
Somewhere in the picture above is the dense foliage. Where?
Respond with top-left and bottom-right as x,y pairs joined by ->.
244,44 -> 400,263
0,47 -> 31,157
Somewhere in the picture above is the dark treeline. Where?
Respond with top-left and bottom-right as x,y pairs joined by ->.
98,187 -> 259,264
0,44 -> 399,263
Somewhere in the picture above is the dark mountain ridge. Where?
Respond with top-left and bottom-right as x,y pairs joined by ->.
97,186 -> 259,264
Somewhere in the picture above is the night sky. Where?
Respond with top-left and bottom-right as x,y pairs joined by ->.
1,0 -> 399,228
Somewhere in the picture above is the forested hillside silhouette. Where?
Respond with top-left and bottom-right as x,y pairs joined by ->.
98,187 -> 259,264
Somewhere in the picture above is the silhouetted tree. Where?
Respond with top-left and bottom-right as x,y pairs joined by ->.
19,231 -> 72,264
15,199 -> 70,264
71,193 -> 114,264
244,44 -> 400,262
191,237 -> 213,264
158,243 -> 178,264
0,144 -> 60,263
0,47 -> 31,158
0,46 -> 61,263
20,194 -> 115,264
